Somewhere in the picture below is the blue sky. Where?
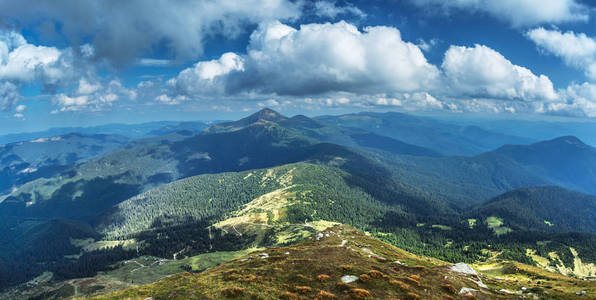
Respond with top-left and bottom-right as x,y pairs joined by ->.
1,0 -> 596,133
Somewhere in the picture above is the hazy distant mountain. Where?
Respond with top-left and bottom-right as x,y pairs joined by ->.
317,111 -> 533,156
494,136 -> 596,194
0,133 -> 129,196
0,120 -> 214,145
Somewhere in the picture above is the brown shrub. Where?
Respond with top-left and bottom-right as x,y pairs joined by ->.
389,279 -> 410,291
410,265 -> 425,270
293,286 -> 312,294
223,271 -> 239,281
280,291 -> 300,300
443,295 -> 455,300
462,294 -> 476,300
241,274 -> 257,282
369,270 -> 384,279
359,274 -> 371,283
405,292 -> 420,300
222,287 -> 245,297
317,274 -> 331,282
404,275 -> 421,287
315,290 -> 337,300
350,288 -> 371,299
440,283 -> 456,294
408,274 -> 420,280
340,264 -> 352,271
296,274 -> 312,282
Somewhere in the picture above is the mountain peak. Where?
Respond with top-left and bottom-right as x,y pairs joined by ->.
247,108 -> 288,122
549,135 -> 585,146
205,108 -> 288,133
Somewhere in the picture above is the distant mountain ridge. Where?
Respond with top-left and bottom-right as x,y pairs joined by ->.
317,111 -> 534,155
494,136 -> 596,194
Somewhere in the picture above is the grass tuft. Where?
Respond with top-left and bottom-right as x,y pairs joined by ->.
359,274 -> 371,283
293,285 -> 312,294
222,287 -> 245,297
317,274 -> 331,282
281,291 -> 300,300
350,288 -> 371,299
440,283 -> 456,294
369,270 -> 384,278
315,290 -> 337,299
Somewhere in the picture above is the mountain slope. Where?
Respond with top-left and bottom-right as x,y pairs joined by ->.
317,111 -> 533,156
96,163 -> 416,240
470,186 -> 596,233
494,136 -> 596,194
0,133 -> 129,196
0,109 -> 446,222
89,225 -> 593,300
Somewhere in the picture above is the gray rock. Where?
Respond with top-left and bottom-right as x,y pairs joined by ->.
451,263 -> 479,276
341,275 -> 359,283
459,287 -> 477,295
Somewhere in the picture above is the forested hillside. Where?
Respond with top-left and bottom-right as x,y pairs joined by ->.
470,186 -> 596,233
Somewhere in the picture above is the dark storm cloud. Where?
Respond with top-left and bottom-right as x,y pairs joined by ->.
0,0 -> 302,66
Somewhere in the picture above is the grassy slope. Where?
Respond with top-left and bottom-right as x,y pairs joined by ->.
88,225 -> 593,300
0,250 -> 257,300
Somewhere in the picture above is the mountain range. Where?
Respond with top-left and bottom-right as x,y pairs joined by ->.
0,108 -> 595,299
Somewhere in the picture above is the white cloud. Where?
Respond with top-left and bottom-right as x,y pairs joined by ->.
137,58 -> 171,67
547,82 -> 596,117
156,21 -> 575,117
442,44 -> 558,101
314,1 -> 366,19
410,0 -> 589,27
155,94 -> 189,105
257,99 -> 280,107
526,27 -> 596,80
173,52 -> 245,96
0,81 -> 21,111
0,31 -> 64,84
15,104 -> 26,112
0,0 -> 302,66
53,79 -> 136,112
0,31 -> 134,112
170,21 -> 439,99
77,78 -> 101,94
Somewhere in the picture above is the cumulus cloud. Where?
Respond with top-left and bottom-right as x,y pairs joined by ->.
138,20 -> 591,118
0,0 -> 302,66
409,0 -> 590,27
173,52 -> 245,96
544,82 -> 596,117
0,30 -> 136,112
0,31 -> 66,87
168,21 -> 439,100
442,44 -> 558,101
53,79 -> 136,112
313,1 -> 366,19
526,27 -> 596,80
